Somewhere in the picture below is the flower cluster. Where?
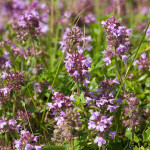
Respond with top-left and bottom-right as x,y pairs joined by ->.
34,83 -> 42,94
85,77 -> 120,147
0,71 -> 24,103
16,10 -> 40,40
60,27 -> 92,82
17,110 -> 32,124
0,52 -> 12,70
85,77 -> 120,111
18,11 -> 39,29
5,71 -> 24,92
84,13 -> 96,24
133,53 -> 150,70
101,16 -> 132,65
47,92 -> 73,115
60,27 -> 93,52
123,93 -> 139,127
0,0 -> 49,35
11,47 -> 32,60
52,107 -> 81,143
64,50 -> 92,82
14,130 -> 42,150
88,111 -> 113,147
0,117 -> 18,133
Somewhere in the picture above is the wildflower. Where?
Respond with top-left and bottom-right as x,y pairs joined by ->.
1,71 -> 8,79
14,130 -> 41,150
122,93 -> 140,127
47,92 -> 73,114
133,53 -> 150,70
84,13 -> 96,24
64,50 -> 92,82
101,16 -> 132,65
34,83 -> 41,93
94,136 -> 106,147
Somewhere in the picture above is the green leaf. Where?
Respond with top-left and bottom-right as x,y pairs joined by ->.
137,74 -> 148,82
71,83 -> 77,91
143,126 -> 150,141
125,128 -> 139,143
145,77 -> 150,87
33,37 -> 40,46
10,90 -> 14,98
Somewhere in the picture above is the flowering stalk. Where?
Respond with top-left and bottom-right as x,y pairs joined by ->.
114,20 -> 150,102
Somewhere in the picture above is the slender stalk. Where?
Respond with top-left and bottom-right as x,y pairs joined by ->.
77,81 -> 80,96
13,96 -> 17,118
114,54 -> 126,93
117,0 -> 120,17
50,0 -> 54,35
32,40 -> 36,68
131,125 -> 134,150
71,139 -> 74,150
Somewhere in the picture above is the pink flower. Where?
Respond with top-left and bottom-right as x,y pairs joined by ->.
94,136 -> 106,147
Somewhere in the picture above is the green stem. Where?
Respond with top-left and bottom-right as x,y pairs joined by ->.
115,54 -> 126,93
13,96 -> 17,118
71,139 -> 74,150
77,81 -> 80,96
131,125 -> 134,150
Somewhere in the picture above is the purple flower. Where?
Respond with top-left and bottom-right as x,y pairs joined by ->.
73,71 -> 80,78
94,136 -> 106,147
35,146 -> 42,150
133,53 -> 150,70
1,71 -> 8,79
25,144 -> 34,150
82,58 -> 92,67
117,44 -> 126,53
0,120 -> 7,129
1,87 -> 9,96
103,57 -> 111,66
122,55 -> 128,63
55,116 -> 64,125
3,52 -> 9,59
146,25 -> 150,41
88,120 -> 96,129
141,53 -> 147,59
5,60 -> 12,68
84,13 -> 96,24
83,79 -> 90,87
14,139 -> 22,149
107,105 -> 118,113
102,17 -> 132,63
18,15 -> 26,28
86,97 -> 93,105
34,83 -> 41,93
112,77 -> 119,84
110,131 -> 116,139
133,60 -> 139,66
64,11 -> 72,18
8,119 -> 17,126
